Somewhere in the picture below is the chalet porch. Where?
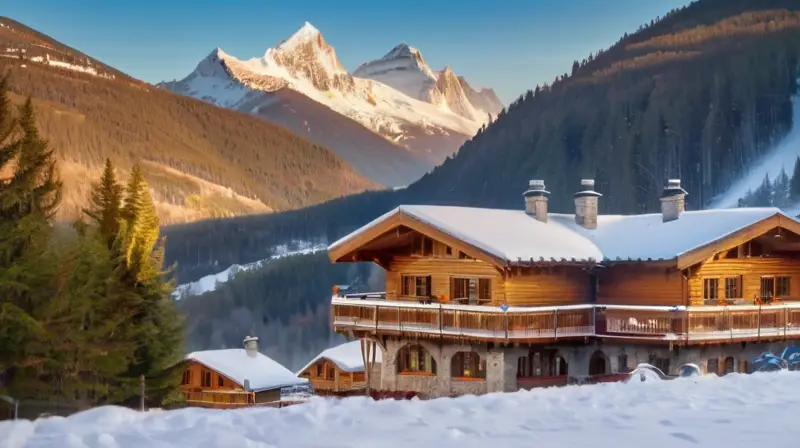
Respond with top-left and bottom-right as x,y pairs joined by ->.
332,294 -> 800,345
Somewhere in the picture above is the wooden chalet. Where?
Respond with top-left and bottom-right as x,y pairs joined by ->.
180,336 -> 309,408
296,340 -> 383,396
326,179 -> 800,396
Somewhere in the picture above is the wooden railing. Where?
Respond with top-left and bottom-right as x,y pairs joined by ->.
331,296 -> 800,344
184,390 -> 253,407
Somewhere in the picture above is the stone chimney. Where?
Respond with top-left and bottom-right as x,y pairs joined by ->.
523,179 -> 550,223
243,335 -> 259,357
574,179 -> 602,229
660,179 -> 688,223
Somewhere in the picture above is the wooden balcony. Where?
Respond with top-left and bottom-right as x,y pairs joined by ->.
331,295 -> 800,344
309,377 -> 368,395
183,390 -> 254,409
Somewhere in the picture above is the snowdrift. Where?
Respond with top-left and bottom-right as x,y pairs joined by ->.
2,371 -> 800,447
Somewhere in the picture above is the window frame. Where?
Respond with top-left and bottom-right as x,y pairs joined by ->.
724,275 -> 742,300
703,277 -> 719,303
451,351 -> 486,380
397,344 -> 437,375
400,274 -> 432,298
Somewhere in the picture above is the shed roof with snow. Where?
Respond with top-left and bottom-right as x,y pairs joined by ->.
296,340 -> 383,376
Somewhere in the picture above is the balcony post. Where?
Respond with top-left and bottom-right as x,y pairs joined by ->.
504,312 -> 509,345
553,309 -> 559,338
438,304 -> 443,336
757,304 -> 761,341
785,306 -> 789,339
374,304 -> 379,332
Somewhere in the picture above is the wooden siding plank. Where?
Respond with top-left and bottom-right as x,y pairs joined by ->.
688,257 -> 800,305
598,265 -> 683,306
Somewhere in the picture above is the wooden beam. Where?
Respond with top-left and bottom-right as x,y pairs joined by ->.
328,209 -> 507,269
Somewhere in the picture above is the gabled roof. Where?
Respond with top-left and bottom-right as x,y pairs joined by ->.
296,340 -> 383,376
186,349 -> 308,392
328,205 -> 800,269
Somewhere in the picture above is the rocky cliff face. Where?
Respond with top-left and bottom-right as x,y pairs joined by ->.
354,43 -> 503,121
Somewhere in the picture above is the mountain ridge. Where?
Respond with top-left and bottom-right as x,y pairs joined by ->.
159,22 -> 503,186
0,16 -> 379,224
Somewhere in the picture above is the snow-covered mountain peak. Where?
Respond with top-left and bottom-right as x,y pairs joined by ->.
192,47 -> 234,79
277,21 -> 323,51
357,43 -> 436,80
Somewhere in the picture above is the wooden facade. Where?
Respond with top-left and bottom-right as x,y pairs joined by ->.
329,208 -> 800,346
179,360 -> 281,409
297,359 -> 368,396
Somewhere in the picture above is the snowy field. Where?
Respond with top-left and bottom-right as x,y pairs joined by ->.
3,372 -> 800,448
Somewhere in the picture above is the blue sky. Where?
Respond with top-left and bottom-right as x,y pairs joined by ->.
6,0 -> 689,104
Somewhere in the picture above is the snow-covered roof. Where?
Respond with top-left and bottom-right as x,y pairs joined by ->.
296,341 -> 383,376
329,205 -> 795,264
187,349 -> 308,392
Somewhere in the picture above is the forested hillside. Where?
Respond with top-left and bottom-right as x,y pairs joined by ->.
414,0 -> 800,214
178,252 -> 383,371
0,17 -> 378,224
164,0 -> 800,284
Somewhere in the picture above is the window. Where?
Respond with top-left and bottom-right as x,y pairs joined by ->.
777,276 -> 791,297
401,275 -> 431,297
458,251 -> 474,260
738,360 -> 749,374
516,350 -> 568,378
703,278 -> 719,302
761,277 -> 775,301
589,351 -> 608,375
445,246 -> 452,256
707,358 -> 719,375
478,279 -> 491,303
397,344 -> 437,374
316,364 -> 323,377
327,366 -> 336,380
723,357 -> 735,376
654,358 -> 671,375
724,276 -> 742,300
648,354 -> 670,375
217,375 -> 224,387
412,236 -> 434,256
181,370 -> 192,385
451,352 -> 486,379
617,354 -> 629,373
451,278 -> 491,304
201,370 -> 212,387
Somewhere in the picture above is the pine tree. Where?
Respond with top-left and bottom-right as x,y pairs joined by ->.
114,164 -> 184,406
0,74 -> 17,171
774,167 -> 790,208
84,158 -> 123,247
0,92 -> 62,393
752,174 -> 772,207
791,156 -> 800,201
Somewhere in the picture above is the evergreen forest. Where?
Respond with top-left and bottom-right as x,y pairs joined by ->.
0,75 -> 184,415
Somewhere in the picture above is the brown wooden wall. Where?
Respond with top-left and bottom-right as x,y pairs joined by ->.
598,265 -> 684,306
505,267 -> 591,306
179,361 -> 239,392
688,256 -> 800,305
386,256 -> 503,303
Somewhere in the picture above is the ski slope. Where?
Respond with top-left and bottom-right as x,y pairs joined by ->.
710,95 -> 800,209
173,241 -> 326,298
2,371 -> 799,447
